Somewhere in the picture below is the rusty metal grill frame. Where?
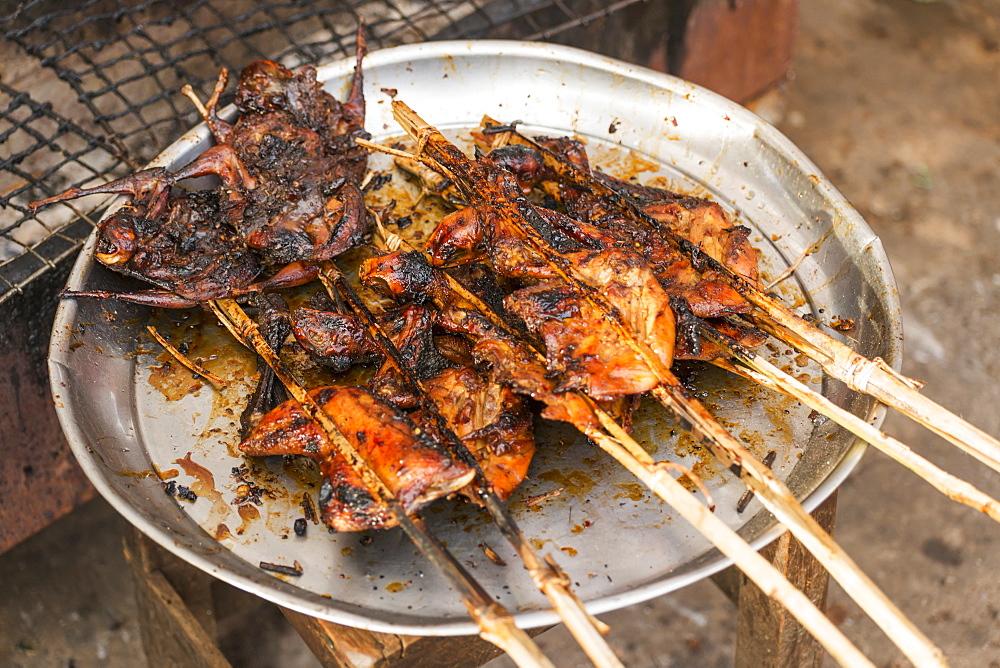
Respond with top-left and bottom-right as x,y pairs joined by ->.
0,0 -> 650,303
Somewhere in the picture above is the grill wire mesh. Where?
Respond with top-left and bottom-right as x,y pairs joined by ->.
0,0 -> 655,303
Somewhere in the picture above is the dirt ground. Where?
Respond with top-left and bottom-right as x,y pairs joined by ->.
2,0 -> 1000,666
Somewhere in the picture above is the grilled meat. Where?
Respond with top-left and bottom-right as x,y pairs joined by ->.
437,305 -> 602,433
504,248 -> 676,401
421,367 -> 535,501
225,29 -> 371,267
29,150 -> 266,307
482,136 -> 761,318
240,385 -> 475,532
30,29 -> 372,305
240,293 -> 292,436
292,307 -> 381,372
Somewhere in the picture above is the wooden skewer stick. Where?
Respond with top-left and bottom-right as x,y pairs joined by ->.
366,224 -> 872,667
316,262 -> 623,668
704,333 -> 1000,523
495,123 -> 1000,477
206,299 -> 553,668
752,311 -> 1000,475
585,418 -> 875,668
146,325 -> 225,386
387,102 -> 948,668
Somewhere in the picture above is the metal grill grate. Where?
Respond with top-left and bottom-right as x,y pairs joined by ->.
0,0 -> 658,303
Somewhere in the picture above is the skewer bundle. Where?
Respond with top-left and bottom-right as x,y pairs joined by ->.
31,35 -> 1000,667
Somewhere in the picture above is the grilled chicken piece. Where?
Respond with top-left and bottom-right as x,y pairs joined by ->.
240,385 -> 475,532
421,367 -> 535,501
367,304 -> 454,409
481,136 -> 761,318
437,306 -> 601,433
361,251 -> 522,331
504,248 -> 675,400
292,307 -> 381,372
643,197 -> 760,285
428,200 -> 583,280
227,30 -> 371,267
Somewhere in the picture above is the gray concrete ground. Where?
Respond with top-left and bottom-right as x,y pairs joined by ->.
3,0 -> 999,666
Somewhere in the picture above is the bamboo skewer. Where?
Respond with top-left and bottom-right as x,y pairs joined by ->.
495,125 -> 1000,476
751,312 -> 1000,474
316,263 -> 623,668
386,101 -> 949,667
584,420 -> 875,668
146,324 -> 226,386
703,333 -> 1000,523
368,224 -> 873,667
207,299 -> 553,668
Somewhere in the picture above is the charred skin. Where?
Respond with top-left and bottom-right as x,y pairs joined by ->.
504,249 -> 676,401
240,293 -> 292,438
437,307 -> 601,433
359,250 -> 447,304
485,137 -> 761,317
292,307 -> 381,372
31,31 -> 370,305
90,188 -> 261,304
229,30 -> 371,267
368,304 -> 455,409
240,385 -> 475,532
422,367 -> 535,502
32,158 -> 266,307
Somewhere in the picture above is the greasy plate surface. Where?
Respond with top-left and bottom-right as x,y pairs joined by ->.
48,41 -> 900,635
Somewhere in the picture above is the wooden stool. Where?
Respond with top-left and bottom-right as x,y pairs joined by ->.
124,492 -> 837,668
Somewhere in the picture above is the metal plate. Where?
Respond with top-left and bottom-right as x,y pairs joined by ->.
48,41 -> 901,635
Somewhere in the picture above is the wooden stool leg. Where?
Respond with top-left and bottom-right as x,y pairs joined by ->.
123,525 -> 543,668
712,490 -> 839,668
123,526 -> 232,668
280,607 -> 529,668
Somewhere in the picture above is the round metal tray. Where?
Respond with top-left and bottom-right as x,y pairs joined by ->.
48,41 -> 901,635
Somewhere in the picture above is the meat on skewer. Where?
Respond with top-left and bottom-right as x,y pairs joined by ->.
361,250 -> 602,432
419,366 -> 535,501
240,293 -> 292,436
241,384 -> 475,532
268,293 -> 537,523
29,28 -> 372,307
469,136 -> 761,318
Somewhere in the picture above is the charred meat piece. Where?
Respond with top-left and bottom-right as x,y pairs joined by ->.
228,34 -> 371,266
671,296 -> 769,361
433,333 -> 475,367
103,188 -> 259,303
238,164 -> 369,266
31,30 -> 372,305
240,385 -> 475,532
359,250 -> 448,304
292,307 -> 381,372
437,306 -> 601,433
428,202 -> 582,279
643,197 -> 760,286
360,250 -> 527,338
30,150 -> 266,308
69,188 -> 261,308
504,249 -> 675,401
508,135 -> 760,318
241,293 -> 292,437
369,304 -> 454,408
421,367 -> 535,501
